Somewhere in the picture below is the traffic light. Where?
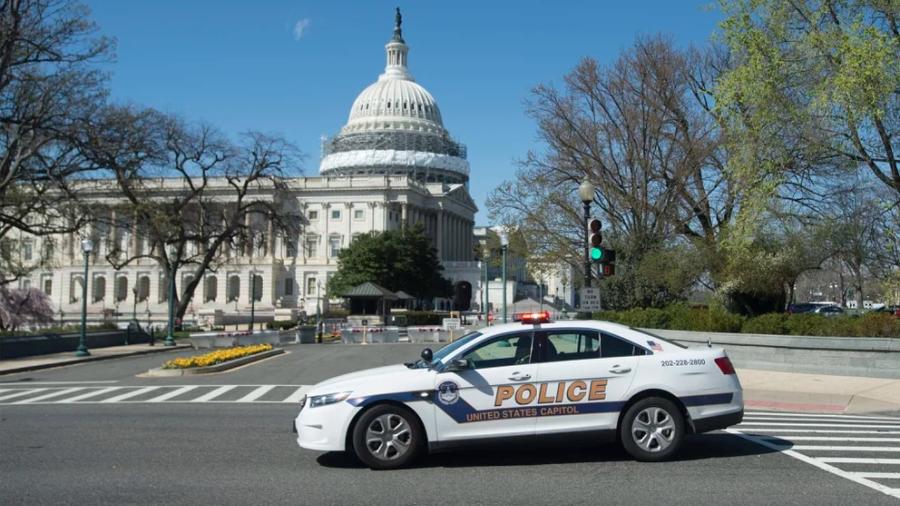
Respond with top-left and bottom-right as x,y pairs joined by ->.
602,263 -> 615,276
588,218 -> 603,262
600,249 -> 616,264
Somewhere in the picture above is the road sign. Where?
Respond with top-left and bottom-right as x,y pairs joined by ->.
580,287 -> 602,312
443,318 -> 461,330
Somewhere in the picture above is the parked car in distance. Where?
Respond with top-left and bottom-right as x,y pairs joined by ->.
811,305 -> 844,316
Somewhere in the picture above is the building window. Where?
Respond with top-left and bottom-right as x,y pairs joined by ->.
22,240 -> 33,261
329,236 -> 342,258
158,273 -> 168,302
286,238 -> 297,257
116,276 -> 128,302
205,276 -> 218,302
137,276 -> 150,302
21,278 -> 31,290
284,278 -> 293,296
307,210 -> 318,220
227,275 -> 240,302
43,277 -> 52,296
304,235 -> 319,257
331,209 -> 341,220
70,275 -> 84,303
306,277 -> 316,296
92,275 -> 106,303
182,275 -> 194,297
251,274 -> 263,302
354,209 -> 364,220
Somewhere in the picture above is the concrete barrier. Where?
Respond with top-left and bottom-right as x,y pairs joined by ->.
340,327 -> 400,344
408,327 -> 449,343
189,330 -> 281,349
645,329 -> 900,379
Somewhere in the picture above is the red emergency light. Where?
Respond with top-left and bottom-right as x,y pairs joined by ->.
517,311 -> 551,324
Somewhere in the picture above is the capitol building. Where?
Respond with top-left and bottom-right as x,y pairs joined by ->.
12,12 -> 483,326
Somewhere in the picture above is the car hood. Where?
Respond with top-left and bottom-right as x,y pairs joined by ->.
309,364 -> 431,394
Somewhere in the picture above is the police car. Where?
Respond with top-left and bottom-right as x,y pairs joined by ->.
294,312 -> 743,469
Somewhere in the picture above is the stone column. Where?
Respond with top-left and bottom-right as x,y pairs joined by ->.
266,214 -> 275,257
323,203 -> 330,261
244,213 -> 252,258
435,209 -> 443,261
401,203 -> 408,230
131,210 -> 139,257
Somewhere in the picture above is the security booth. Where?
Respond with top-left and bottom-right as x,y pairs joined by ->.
341,282 -> 398,326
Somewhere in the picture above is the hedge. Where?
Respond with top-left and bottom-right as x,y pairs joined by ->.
266,320 -> 298,331
593,304 -> 899,338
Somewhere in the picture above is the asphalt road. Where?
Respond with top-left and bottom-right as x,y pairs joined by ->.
1,344 -> 898,505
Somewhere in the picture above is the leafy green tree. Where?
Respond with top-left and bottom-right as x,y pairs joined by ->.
328,225 -> 452,301
715,0 -> 900,201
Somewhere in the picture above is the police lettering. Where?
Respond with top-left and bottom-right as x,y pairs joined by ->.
493,379 -> 608,406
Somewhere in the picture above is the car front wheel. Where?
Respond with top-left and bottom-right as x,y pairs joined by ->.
352,404 -> 423,469
620,397 -> 685,462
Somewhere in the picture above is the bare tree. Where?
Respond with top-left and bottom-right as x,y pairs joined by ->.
0,0 -> 112,283
81,108 -> 303,320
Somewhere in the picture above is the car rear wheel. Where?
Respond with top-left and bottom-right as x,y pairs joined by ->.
620,397 -> 684,462
352,404 -> 423,469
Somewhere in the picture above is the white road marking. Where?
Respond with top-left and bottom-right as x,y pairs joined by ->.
739,422 -> 900,429
236,385 -> 276,403
817,458 -> 900,465
57,387 -> 122,403
741,429 -> 900,434
282,386 -> 311,403
762,436 -> 900,442
13,387 -> 85,404
0,381 -> 119,385
100,387 -> 160,403
191,385 -> 237,402
744,412 -> 900,422
789,446 -> 900,452
144,386 -> 199,403
0,388 -> 48,402
850,472 -> 900,479
727,429 -> 900,500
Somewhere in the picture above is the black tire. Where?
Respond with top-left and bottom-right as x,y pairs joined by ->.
352,404 -> 424,470
620,397 -> 685,462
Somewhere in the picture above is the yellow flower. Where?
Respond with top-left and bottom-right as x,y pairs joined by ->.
163,344 -> 273,369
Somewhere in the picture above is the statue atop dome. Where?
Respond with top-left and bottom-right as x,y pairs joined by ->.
392,7 -> 404,43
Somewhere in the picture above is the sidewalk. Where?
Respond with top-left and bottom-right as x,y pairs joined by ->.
738,368 -> 900,414
0,342 -> 192,375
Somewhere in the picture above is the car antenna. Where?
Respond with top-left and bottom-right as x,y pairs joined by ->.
707,336 -> 712,348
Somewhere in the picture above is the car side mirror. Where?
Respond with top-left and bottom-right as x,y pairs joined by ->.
446,358 -> 470,372
420,348 -> 433,363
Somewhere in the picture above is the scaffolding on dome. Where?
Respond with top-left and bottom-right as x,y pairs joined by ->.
322,131 -> 467,159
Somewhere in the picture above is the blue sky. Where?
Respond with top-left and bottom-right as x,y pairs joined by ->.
84,1 -> 723,224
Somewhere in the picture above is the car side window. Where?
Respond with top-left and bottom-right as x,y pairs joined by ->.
601,333 -> 647,358
542,331 -> 600,362
461,332 -> 533,369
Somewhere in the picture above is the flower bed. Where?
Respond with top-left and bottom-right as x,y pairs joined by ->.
163,344 -> 272,369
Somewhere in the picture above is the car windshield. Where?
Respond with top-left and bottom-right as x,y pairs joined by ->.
409,331 -> 482,368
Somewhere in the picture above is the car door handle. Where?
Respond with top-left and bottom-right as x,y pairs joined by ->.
609,366 -> 631,374
508,373 -> 531,381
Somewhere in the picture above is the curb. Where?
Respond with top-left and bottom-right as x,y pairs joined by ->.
0,344 -> 193,376
144,348 -> 285,376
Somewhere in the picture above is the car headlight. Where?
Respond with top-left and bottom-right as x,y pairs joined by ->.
308,391 -> 352,408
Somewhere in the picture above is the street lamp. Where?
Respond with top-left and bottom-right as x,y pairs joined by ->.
578,179 -> 595,288
164,245 -> 177,346
483,247 -> 491,325
249,272 -> 257,332
500,229 -> 509,323
316,280 -> 323,343
75,239 -> 93,357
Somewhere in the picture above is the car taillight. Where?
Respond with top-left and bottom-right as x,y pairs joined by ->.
715,356 -> 736,375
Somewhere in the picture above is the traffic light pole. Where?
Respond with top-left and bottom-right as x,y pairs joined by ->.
583,202 -> 591,288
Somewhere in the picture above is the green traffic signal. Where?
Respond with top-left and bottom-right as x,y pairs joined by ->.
590,247 -> 603,261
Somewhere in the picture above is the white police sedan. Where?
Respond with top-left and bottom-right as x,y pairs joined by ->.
294,312 -> 743,469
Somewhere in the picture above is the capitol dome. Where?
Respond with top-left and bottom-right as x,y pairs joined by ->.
320,10 -> 468,184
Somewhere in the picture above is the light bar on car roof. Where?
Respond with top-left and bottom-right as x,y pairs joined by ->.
517,311 -> 551,324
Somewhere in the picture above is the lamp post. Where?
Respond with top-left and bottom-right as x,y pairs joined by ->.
75,239 -> 93,357
500,229 -> 509,323
249,272 -> 256,332
483,247 -> 490,325
164,245 -> 177,346
578,179 -> 595,288
316,280 -> 323,343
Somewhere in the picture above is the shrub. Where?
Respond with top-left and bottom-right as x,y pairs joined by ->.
742,313 -> 788,335
403,311 -> 445,326
267,320 -> 298,331
853,313 -> 900,338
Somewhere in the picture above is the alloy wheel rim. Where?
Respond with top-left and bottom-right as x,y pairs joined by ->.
631,406 -> 676,452
365,413 -> 412,460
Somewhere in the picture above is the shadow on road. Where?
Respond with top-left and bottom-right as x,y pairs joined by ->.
316,432 -> 789,469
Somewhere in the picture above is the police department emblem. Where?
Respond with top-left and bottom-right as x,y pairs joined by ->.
437,381 -> 460,405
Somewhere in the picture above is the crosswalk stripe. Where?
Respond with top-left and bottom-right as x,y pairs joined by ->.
145,386 -> 199,403
850,472 -> 900,479
13,387 -> 85,404
282,386 -> 310,403
745,411 -> 900,422
818,457 -> 900,465
191,385 -> 237,402
744,416 -> 900,424
0,388 -> 48,402
762,436 -> 900,442
236,385 -> 277,402
789,445 -> 900,452
100,387 -> 160,403
57,387 -> 122,403
739,422 -> 900,429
